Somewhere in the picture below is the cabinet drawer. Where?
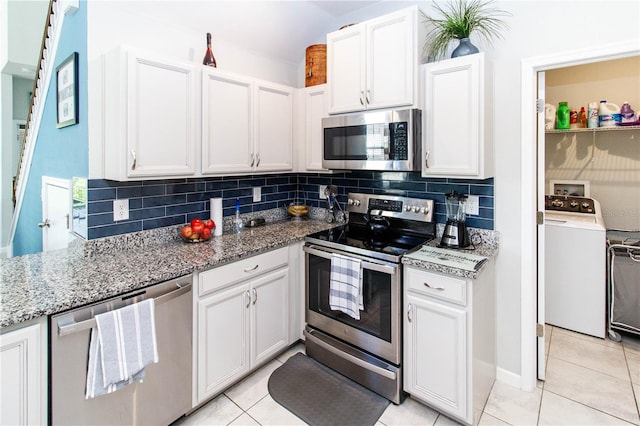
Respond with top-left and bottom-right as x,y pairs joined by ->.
405,266 -> 467,305
199,247 -> 288,296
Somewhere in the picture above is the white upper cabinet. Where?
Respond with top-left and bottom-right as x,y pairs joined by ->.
202,70 -> 253,174
202,69 -> 293,175
254,80 -> 293,172
296,84 -> 329,172
327,6 -> 420,114
421,53 -> 493,179
103,47 -> 197,180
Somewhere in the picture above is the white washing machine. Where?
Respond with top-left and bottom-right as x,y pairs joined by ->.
544,195 -> 607,338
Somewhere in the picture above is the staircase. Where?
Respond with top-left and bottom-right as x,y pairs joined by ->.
12,0 -> 57,208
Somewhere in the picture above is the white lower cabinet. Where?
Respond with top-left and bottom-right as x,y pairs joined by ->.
195,247 -> 290,404
0,317 -> 47,426
403,263 -> 495,425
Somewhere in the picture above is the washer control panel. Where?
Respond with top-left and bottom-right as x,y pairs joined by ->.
545,195 -> 596,214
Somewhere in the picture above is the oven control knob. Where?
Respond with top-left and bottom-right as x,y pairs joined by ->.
412,206 -> 420,213
570,201 -> 578,208
347,199 -> 354,205
420,207 -> 427,214
405,205 -> 412,212
551,199 -> 564,208
582,202 -> 590,209
354,200 -> 361,206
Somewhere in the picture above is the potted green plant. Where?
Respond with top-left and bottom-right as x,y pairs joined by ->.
423,0 -> 511,60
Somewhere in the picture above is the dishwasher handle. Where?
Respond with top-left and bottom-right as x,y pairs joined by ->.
57,281 -> 192,337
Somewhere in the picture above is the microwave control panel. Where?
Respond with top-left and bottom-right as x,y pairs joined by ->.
389,122 -> 408,160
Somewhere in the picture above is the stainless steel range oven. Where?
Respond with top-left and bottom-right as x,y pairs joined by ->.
304,193 -> 435,404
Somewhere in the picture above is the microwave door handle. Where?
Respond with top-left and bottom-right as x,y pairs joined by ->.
303,245 -> 397,275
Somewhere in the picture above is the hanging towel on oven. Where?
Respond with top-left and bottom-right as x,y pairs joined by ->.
329,253 -> 364,320
86,298 -> 159,399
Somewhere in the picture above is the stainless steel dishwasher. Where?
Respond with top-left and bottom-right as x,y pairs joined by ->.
50,275 -> 192,425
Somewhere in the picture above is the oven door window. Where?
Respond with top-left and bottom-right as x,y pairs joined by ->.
308,254 -> 392,342
324,123 -> 389,161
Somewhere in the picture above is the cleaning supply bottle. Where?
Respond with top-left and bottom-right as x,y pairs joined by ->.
234,198 -> 243,233
599,100 -> 620,127
620,101 -> 636,123
588,101 -> 599,128
578,107 -> 587,128
556,102 -> 570,129
570,109 -> 578,129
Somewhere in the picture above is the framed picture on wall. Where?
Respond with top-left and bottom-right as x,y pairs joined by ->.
56,52 -> 78,128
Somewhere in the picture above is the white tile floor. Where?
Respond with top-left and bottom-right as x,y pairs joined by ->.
175,327 -> 640,426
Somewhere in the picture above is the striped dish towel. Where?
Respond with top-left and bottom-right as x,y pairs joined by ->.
329,253 -> 364,320
86,298 -> 159,399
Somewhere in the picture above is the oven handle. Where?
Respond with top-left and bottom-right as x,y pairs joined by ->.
304,329 -> 397,380
303,245 -> 398,275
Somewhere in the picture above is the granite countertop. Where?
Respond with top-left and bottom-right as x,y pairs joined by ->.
401,229 -> 500,279
1,219 -> 336,328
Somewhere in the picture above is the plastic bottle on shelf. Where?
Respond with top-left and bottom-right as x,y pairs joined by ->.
588,101 -> 599,128
598,100 -> 621,127
556,102 -> 570,129
620,101 -> 636,123
578,107 -> 588,128
570,109 -> 578,129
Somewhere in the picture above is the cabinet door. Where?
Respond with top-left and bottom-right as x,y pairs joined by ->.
251,267 -> 289,366
0,322 -> 44,426
422,54 -> 484,177
366,8 -> 415,110
127,52 -> 196,177
254,81 -> 293,172
197,283 -> 251,402
202,70 -> 253,174
404,294 -> 468,421
304,85 -> 328,171
327,25 -> 366,114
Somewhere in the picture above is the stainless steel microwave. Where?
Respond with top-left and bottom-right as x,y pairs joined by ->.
321,108 -> 422,171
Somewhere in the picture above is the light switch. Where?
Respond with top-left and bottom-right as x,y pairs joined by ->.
253,187 -> 261,202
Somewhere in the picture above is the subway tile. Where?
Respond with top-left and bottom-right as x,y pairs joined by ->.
143,178 -> 187,186
206,180 -> 238,191
140,185 -> 166,197
116,185 -> 144,199
186,211 -> 210,223
143,215 -> 185,230
88,200 -> 113,214
470,185 -> 494,196
265,176 -> 289,185
88,221 -> 143,239
88,188 -> 116,202
166,182 -> 205,194
223,188 -> 253,199
427,183 -> 470,194
88,179 -> 138,189
87,212 -> 115,227
130,207 -> 167,221
239,178 -> 266,187
143,194 -> 187,208
187,191 -> 222,203
166,203 -> 205,216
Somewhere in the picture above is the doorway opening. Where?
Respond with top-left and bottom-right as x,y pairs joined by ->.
520,40 -> 640,392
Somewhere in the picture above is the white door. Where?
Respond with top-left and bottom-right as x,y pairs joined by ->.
327,25 -> 365,114
251,267 -> 289,366
41,177 -> 72,252
254,81 -> 293,172
536,71 -> 547,380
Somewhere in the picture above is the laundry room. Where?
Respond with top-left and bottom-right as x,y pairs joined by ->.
543,55 -> 640,341
544,56 -> 640,231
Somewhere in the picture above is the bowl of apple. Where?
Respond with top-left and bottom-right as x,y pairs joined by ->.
180,218 -> 215,243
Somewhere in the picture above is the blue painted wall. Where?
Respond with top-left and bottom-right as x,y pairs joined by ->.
87,173 -> 494,239
13,4 -> 88,256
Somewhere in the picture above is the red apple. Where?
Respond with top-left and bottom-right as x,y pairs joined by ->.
180,225 -> 193,239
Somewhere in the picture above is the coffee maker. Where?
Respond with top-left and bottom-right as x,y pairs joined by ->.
439,191 -> 470,249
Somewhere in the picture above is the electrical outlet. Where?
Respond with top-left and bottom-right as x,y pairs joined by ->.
319,185 -> 328,199
465,195 -> 480,216
113,199 -> 129,221
253,187 -> 261,202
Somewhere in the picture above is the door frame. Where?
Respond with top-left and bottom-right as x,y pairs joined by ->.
519,39 -> 640,391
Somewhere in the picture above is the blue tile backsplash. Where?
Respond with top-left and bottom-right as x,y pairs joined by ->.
87,172 -> 494,239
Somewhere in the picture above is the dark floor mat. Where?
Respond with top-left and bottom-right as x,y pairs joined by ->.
268,353 -> 390,426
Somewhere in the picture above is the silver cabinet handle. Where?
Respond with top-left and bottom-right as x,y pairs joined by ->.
424,282 -> 445,291
131,150 -> 137,170
359,91 -> 364,105
244,264 -> 259,273
407,304 -> 412,323
256,153 -> 260,167
250,153 -> 255,167
425,151 -> 430,169
245,290 -> 251,308
252,288 -> 257,305
38,218 -> 51,228
365,90 -> 371,104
